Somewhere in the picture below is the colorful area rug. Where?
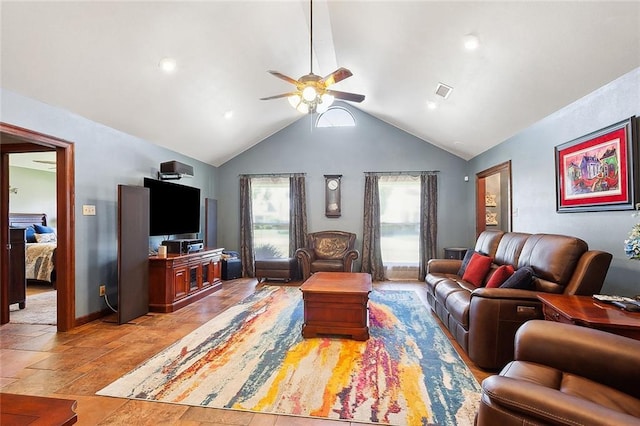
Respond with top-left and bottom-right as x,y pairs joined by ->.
97,286 -> 481,425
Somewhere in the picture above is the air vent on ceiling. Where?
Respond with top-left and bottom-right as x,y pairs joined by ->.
435,82 -> 453,99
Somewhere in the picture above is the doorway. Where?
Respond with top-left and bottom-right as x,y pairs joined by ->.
476,161 -> 512,237
1,123 -> 75,331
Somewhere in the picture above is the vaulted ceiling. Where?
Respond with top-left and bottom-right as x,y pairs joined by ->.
2,1 -> 639,167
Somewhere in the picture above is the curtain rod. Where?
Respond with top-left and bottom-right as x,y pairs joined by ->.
364,170 -> 439,176
239,172 -> 306,178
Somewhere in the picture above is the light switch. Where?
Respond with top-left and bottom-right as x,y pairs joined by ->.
82,205 -> 96,216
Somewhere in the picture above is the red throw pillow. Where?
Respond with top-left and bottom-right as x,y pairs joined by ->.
486,264 -> 515,288
461,253 -> 493,287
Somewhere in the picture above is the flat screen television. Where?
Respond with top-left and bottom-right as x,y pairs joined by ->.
143,177 -> 201,237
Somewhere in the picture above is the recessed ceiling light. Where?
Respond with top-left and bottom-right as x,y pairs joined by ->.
426,101 -> 437,110
224,110 -> 234,120
463,34 -> 480,50
158,57 -> 177,73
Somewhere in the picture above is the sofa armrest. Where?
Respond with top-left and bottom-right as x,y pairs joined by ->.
468,289 -> 545,370
426,258 -> 461,275
342,249 -> 360,272
295,248 -> 315,280
471,287 -> 542,301
479,375 -> 640,426
514,320 -> 640,398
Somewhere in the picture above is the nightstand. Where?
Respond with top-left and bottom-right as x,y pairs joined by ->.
443,247 -> 468,260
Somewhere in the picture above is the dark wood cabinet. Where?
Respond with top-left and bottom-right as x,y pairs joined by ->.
148,248 -> 223,313
444,247 -> 468,260
9,228 -> 26,309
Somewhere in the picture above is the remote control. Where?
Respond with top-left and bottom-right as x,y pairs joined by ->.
611,301 -> 640,312
593,294 -> 634,303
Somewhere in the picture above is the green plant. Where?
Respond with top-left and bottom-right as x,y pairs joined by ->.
254,243 -> 284,260
624,203 -> 640,260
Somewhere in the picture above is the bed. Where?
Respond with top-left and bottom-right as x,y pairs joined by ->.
8,213 -> 57,288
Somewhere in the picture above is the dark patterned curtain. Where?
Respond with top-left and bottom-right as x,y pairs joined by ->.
419,173 -> 438,280
289,174 -> 308,257
361,173 -> 386,281
239,176 -> 255,277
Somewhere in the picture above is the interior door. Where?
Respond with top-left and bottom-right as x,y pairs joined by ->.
0,123 -> 75,331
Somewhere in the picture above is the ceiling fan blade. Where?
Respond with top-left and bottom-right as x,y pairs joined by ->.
260,92 -> 299,100
327,90 -> 365,103
321,67 -> 353,87
267,70 -> 300,86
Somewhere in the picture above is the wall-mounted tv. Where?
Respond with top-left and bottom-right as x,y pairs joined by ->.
143,177 -> 201,237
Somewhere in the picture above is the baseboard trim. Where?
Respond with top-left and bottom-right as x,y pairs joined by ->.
74,307 -> 113,327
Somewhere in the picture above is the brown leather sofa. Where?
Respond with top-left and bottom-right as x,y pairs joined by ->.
476,320 -> 640,425
426,230 -> 612,370
295,230 -> 359,281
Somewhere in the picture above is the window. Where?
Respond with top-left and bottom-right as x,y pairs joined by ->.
316,107 -> 356,127
251,177 -> 289,259
379,175 -> 420,279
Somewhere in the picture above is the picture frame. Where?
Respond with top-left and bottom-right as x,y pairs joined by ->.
556,117 -> 638,213
485,193 -> 497,207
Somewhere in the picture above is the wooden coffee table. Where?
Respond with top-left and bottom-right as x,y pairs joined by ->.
300,272 -> 372,340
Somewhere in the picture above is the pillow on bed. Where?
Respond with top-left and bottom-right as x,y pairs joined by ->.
25,226 -> 37,243
34,224 -> 55,234
34,232 -> 57,243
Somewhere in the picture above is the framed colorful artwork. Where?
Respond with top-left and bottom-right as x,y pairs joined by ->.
556,117 -> 637,212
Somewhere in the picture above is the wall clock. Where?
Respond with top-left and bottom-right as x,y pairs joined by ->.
324,175 -> 342,217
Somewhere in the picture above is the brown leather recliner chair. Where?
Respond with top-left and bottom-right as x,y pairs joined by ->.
295,231 -> 359,280
476,320 -> 640,426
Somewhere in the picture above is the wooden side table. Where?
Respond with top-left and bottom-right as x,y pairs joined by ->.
0,393 -> 77,425
443,247 -> 468,260
537,293 -> 640,340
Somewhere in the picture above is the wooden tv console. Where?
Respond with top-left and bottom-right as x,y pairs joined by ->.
148,247 -> 223,313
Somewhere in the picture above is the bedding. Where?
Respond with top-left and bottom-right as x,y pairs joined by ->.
9,213 -> 57,286
25,242 -> 57,282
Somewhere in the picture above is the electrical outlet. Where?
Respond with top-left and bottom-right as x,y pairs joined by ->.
99,285 -> 106,297
83,205 -> 96,216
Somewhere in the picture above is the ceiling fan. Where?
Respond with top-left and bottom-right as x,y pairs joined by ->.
260,0 -> 365,114
33,159 -> 56,170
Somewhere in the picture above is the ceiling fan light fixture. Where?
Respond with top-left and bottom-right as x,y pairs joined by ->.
316,94 -> 334,113
302,86 -> 317,102
288,94 -> 302,108
296,102 -> 310,114
321,93 -> 334,106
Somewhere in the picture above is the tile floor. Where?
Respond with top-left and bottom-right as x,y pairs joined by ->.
0,279 -> 490,425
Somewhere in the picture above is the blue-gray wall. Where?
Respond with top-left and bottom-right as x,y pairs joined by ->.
217,103 -> 471,268
1,89 -> 219,318
9,166 -> 57,228
469,68 -> 640,295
